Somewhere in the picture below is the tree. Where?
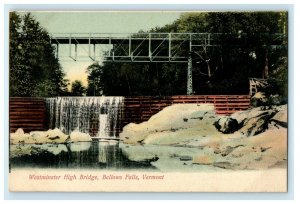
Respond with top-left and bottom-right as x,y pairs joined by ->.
71,80 -> 86,96
9,12 -> 68,97
86,62 -> 103,96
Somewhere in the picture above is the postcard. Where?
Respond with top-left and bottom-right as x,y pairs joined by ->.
8,11 -> 288,192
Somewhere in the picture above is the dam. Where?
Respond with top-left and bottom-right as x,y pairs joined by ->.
9,95 -> 250,136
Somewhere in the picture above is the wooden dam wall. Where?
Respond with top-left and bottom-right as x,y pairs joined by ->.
9,95 -> 250,133
121,95 -> 250,127
9,97 -> 47,133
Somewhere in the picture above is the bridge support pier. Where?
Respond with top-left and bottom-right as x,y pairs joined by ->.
187,53 -> 193,95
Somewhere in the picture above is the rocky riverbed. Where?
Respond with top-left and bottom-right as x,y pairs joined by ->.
120,104 -> 287,171
9,103 -> 287,171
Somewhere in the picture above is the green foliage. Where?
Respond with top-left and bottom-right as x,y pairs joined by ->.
70,80 -> 86,96
86,62 -> 103,96
263,56 -> 288,103
86,12 -> 287,97
9,12 -> 68,97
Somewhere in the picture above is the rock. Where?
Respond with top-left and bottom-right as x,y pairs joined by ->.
117,103 -> 287,171
29,131 -> 52,144
221,146 -> 235,157
15,128 -> 24,135
11,128 -> 69,144
143,156 -> 160,163
120,104 -> 217,144
213,161 -> 235,169
193,155 -> 213,165
70,131 -> 92,142
179,156 -> 193,161
10,128 -> 33,144
250,92 -> 268,107
269,94 -> 282,105
234,108 -> 277,137
46,128 -> 68,143
229,127 -> 287,170
48,136 -> 60,140
30,131 -> 47,138
214,117 -> 239,134
274,104 -> 287,112
232,106 -> 273,124
271,109 -> 287,128
260,146 -> 272,152
240,116 -> 269,137
10,132 -> 34,144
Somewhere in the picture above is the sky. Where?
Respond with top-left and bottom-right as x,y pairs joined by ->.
29,12 -> 182,88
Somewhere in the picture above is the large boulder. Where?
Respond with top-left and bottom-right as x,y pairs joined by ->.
236,108 -> 277,137
250,92 -> 268,107
70,131 -> 92,142
10,128 -> 34,144
270,107 -> 287,128
120,104 -> 217,144
46,128 -> 68,142
214,116 -> 239,134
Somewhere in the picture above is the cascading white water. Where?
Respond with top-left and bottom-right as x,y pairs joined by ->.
46,97 -> 124,137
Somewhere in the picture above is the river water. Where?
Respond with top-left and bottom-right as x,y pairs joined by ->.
10,141 -> 156,170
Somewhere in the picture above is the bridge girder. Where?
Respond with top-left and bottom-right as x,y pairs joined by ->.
50,32 -> 286,95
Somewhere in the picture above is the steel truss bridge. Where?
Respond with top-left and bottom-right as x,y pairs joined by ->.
50,32 -> 286,95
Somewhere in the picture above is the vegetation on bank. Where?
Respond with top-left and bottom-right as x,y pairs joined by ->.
9,12 -> 68,97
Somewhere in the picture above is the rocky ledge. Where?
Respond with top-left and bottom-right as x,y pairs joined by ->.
120,104 -> 287,171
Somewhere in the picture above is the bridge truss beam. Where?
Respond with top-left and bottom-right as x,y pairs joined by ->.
50,32 -> 222,63
50,32 -> 286,95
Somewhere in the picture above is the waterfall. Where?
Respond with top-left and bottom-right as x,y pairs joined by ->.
46,97 -> 124,137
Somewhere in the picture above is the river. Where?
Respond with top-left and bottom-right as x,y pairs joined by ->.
10,141 -> 156,170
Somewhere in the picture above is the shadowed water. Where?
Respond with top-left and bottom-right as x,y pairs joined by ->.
10,141 -> 156,170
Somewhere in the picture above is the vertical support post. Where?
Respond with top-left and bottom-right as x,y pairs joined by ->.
204,34 -> 207,52
187,52 -> 193,95
69,33 -> 72,58
169,33 -> 171,61
189,33 -> 192,52
109,34 -> 112,57
75,44 -> 77,61
88,33 -> 91,59
149,33 -> 152,61
56,44 -> 59,59
112,44 -> 115,61
129,36 -> 131,58
93,44 -> 96,61
207,60 -> 211,77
